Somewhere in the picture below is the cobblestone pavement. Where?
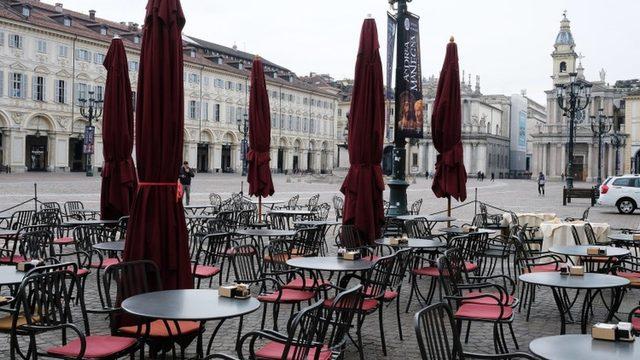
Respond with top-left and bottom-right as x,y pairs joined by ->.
0,172 -> 639,358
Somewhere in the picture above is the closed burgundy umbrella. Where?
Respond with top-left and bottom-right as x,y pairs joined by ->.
247,56 -> 275,220
339,19 -> 385,245
100,37 -> 137,221
431,38 -> 467,204
123,0 -> 191,290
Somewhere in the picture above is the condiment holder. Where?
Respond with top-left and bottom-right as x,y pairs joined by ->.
219,283 -> 251,299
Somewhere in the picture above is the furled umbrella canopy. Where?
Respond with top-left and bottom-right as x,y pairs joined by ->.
100,37 -> 137,221
247,57 -> 275,198
123,0 -> 192,290
431,39 -> 467,202
339,18 -> 386,244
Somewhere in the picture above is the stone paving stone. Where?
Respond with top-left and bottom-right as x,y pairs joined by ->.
0,173 -> 638,358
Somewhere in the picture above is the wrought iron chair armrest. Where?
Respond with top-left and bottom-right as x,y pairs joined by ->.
444,292 -> 503,304
611,264 -> 640,274
526,254 -> 563,263
628,305 -> 640,326
85,306 -> 120,315
21,323 -> 86,355
338,273 -> 364,289
321,283 -> 347,293
238,329 -> 318,360
463,351 -> 540,359
410,253 -> 438,266
468,275 -> 516,294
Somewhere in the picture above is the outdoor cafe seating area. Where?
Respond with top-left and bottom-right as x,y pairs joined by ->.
0,195 -> 639,359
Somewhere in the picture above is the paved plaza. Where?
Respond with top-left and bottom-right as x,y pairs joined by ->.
0,172 -> 639,358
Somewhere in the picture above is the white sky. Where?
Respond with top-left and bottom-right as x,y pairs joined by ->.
60,0 -> 640,105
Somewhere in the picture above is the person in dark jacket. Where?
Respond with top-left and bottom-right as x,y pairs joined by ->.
179,161 -> 195,205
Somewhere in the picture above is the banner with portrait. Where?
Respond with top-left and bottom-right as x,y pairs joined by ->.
394,12 -> 424,139
83,125 -> 95,154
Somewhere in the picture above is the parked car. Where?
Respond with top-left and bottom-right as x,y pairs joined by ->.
598,174 -> 640,214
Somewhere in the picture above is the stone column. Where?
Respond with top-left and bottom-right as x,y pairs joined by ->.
541,143 -> 547,175
212,144 -> 222,172
549,144 -> 557,177
587,144 -> 594,181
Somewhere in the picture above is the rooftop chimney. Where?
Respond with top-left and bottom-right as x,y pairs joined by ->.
54,3 -> 63,13
89,10 -> 96,21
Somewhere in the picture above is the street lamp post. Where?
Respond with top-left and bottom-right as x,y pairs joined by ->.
237,112 -> 249,176
610,130 -> 626,176
387,0 -> 412,216
589,108 -> 612,186
555,72 -> 592,189
78,90 -> 103,177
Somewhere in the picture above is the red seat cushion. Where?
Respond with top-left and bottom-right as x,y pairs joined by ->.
192,265 -> 221,278
0,255 -> 26,264
283,277 -> 330,290
617,271 -> 640,287
412,266 -> 439,277
227,247 -> 256,256
524,263 -> 558,273
322,297 -> 379,312
465,262 -> 477,272
255,341 -> 331,360
632,310 -> 640,331
47,335 -> 137,358
363,287 -> 398,301
76,268 -> 90,277
257,289 -> 315,303
90,258 -> 120,269
119,320 -> 200,337
53,237 -> 74,245
462,290 -> 515,306
455,303 -> 513,320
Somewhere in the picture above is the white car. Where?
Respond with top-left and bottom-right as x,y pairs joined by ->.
598,174 -> 640,214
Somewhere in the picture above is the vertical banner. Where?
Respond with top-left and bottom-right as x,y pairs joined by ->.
386,13 -> 397,142
83,125 -> 95,154
395,12 -> 424,139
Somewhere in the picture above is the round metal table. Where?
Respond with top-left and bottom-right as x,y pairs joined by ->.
529,334 -> 640,360
93,240 -> 125,252
375,237 -> 444,249
61,219 -> 119,227
0,266 -> 26,286
437,227 -> 496,235
268,210 -> 315,216
250,199 -> 284,205
549,245 -> 630,258
607,233 -> 640,243
519,272 -> 629,334
295,220 -> 341,227
235,229 -> 296,237
183,205 -> 216,215
287,256 -> 374,272
0,229 -> 19,238
122,289 -> 260,357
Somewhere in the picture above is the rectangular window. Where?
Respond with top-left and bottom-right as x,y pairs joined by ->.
202,102 -> 209,121
55,80 -> 66,103
236,107 -> 243,122
214,79 -> 223,88
36,39 -> 47,54
94,53 -> 105,64
303,97 -> 308,105
10,73 -> 26,98
131,91 -> 137,110
296,116 -> 300,131
76,49 -> 91,62
288,115 -> 293,130
128,61 -> 139,72
271,113 -> 277,129
9,34 -> 23,49
0,71 -> 4,97
203,77 -> 210,87
188,73 -> 199,83
0,32 -> 4,47
76,83 -> 88,105
94,85 -> 104,101
236,83 -> 242,92
303,118 -> 308,132
188,100 -> 197,119
225,81 -> 233,90
214,104 -> 220,122
33,76 -> 45,101
58,45 -> 68,58
412,153 -> 418,167
310,119 -> 315,134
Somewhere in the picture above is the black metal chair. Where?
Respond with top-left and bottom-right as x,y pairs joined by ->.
102,260 -> 202,358
410,199 -> 423,215
306,194 -> 320,211
332,196 -> 343,222
64,201 -> 86,220
3,263 -> 142,359
314,203 -> 331,221
415,302 -> 538,359
5,210 -> 35,230
192,232 -> 231,288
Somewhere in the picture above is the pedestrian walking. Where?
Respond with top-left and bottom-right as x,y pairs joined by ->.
561,172 -> 565,181
491,172 -> 495,182
425,170 -> 429,179
179,161 -> 195,205
537,172 -> 546,196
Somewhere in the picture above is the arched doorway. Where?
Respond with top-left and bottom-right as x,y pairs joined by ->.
68,119 -> 88,172
320,141 -> 329,174
292,139 -> 302,173
221,132 -> 236,173
382,145 -> 394,175
198,131 -> 213,173
634,150 -> 640,174
277,138 -> 288,174
307,140 -> 316,173
25,116 -> 53,171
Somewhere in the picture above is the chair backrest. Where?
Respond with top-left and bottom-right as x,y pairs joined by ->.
362,253 -> 396,300
14,263 -> 90,338
324,285 -> 364,352
268,212 -> 290,230
307,194 -> 320,209
583,223 -> 597,245
448,233 -> 488,267
410,199 -> 423,215
34,208 -> 63,226
236,209 -> 255,227
16,225 -> 54,261
335,225 -> 362,250
290,227 -> 323,258
115,216 -> 129,240
64,201 -> 84,214
570,225 -> 581,245
287,195 -> 300,209
582,207 -> 590,221
209,193 -> 222,208
405,217 -> 432,238
73,225 -> 109,253
414,302 -> 465,360
216,210 -> 237,231
509,211 -> 519,227
314,203 -> 330,221
332,196 -> 344,219
281,301 -> 330,360
9,210 -> 35,230
231,244 -> 261,283
102,260 -> 162,327
40,202 -> 61,212
387,248 -> 411,290
194,233 -> 231,270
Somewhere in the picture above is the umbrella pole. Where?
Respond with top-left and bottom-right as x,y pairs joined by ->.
258,196 -> 263,223
447,196 -> 452,228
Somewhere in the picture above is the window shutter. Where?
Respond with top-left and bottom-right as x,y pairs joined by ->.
0,70 -> 3,97
32,75 -> 37,100
42,77 -> 47,102
0,32 -> 4,47
197,102 -> 201,120
9,35 -> 15,48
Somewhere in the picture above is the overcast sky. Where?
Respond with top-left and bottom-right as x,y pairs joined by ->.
61,0 -> 640,104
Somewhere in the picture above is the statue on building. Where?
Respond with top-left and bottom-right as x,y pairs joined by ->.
599,68 -> 606,82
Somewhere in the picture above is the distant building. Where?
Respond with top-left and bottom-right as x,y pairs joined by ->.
0,0 -> 339,174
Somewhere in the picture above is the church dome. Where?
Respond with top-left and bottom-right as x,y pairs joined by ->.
555,12 -> 575,46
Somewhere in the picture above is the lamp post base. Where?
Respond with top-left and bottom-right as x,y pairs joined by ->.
387,179 -> 409,216
566,176 -> 573,190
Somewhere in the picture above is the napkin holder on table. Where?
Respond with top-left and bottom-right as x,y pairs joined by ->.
389,236 -> 409,245
633,233 -> 640,241
569,265 -> 584,276
343,251 -> 361,261
219,284 -> 251,299
16,260 -> 44,272
462,225 -> 477,233
587,247 -> 606,256
592,323 -> 636,342
559,264 -> 570,275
